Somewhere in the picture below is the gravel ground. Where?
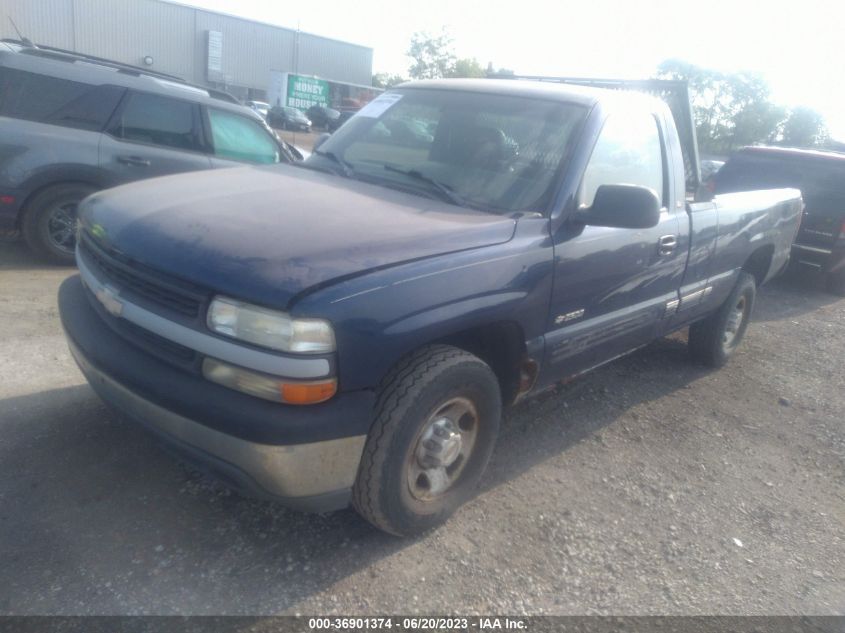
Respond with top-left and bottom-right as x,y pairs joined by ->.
0,239 -> 842,615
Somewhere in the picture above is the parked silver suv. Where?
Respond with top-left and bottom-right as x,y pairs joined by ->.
0,39 -> 294,263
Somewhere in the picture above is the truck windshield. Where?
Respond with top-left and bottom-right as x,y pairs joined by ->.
304,88 -> 586,214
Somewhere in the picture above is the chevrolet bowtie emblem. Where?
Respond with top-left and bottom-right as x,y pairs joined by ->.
95,284 -> 124,317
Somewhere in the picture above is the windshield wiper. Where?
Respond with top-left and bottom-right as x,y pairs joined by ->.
383,165 -> 467,207
313,149 -> 356,178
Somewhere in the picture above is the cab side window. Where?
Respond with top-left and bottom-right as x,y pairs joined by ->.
207,109 -> 280,164
0,67 -> 124,132
581,112 -> 664,208
110,92 -> 202,152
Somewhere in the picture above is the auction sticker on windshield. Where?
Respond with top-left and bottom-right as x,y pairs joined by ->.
356,93 -> 403,118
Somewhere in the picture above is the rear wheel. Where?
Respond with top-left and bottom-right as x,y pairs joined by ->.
22,184 -> 95,265
688,272 -> 756,367
353,345 -> 501,536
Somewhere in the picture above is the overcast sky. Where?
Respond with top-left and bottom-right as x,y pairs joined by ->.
184,0 -> 845,140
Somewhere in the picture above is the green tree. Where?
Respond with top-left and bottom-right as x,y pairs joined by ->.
446,58 -> 485,79
730,100 -> 786,148
372,72 -> 406,89
723,71 -> 787,149
485,62 -> 515,77
406,33 -> 515,81
656,59 -> 787,154
658,59 -> 731,153
407,31 -> 456,80
781,107 -> 828,147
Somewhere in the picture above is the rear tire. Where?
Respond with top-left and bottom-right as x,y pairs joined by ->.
688,272 -> 756,367
21,183 -> 95,265
352,345 -> 502,536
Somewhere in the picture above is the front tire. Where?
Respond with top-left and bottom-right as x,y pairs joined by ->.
688,272 -> 756,367
353,345 -> 502,536
21,183 -> 95,265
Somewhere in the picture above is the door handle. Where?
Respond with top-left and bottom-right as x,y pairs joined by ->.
658,235 -> 677,256
116,155 -> 151,167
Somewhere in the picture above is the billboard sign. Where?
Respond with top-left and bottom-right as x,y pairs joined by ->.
286,74 -> 329,110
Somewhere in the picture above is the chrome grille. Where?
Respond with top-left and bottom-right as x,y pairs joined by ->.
79,236 -> 206,318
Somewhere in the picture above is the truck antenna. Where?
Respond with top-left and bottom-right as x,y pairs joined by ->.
7,16 -> 35,47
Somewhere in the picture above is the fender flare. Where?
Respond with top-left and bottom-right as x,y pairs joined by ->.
15,164 -> 113,225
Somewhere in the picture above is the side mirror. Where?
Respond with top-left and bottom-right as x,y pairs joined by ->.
577,184 -> 660,229
313,132 -> 331,152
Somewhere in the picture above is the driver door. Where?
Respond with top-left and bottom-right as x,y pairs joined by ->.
544,111 -> 685,379
99,90 -> 212,185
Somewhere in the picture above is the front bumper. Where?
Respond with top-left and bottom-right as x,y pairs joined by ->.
59,275 -> 372,512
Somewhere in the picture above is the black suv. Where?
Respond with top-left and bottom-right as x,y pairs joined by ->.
267,105 -> 312,132
0,40 -> 294,263
713,146 -> 845,294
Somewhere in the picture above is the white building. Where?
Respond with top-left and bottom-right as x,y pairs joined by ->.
0,0 -> 374,101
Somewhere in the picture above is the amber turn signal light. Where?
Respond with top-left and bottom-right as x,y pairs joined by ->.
281,380 -> 337,405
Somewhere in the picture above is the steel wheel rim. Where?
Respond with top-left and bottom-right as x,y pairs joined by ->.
406,396 -> 479,502
722,295 -> 747,349
46,202 -> 79,254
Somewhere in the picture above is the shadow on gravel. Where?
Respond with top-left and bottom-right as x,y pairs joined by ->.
0,384 -> 403,614
483,334 -> 706,492
0,334 -> 713,613
753,266 -> 840,322
0,240 -> 71,271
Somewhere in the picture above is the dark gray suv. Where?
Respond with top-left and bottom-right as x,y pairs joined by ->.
0,40 -> 294,263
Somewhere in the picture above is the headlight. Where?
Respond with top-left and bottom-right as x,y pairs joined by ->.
207,296 -> 335,354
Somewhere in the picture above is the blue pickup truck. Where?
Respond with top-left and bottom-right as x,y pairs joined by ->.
58,79 -> 802,535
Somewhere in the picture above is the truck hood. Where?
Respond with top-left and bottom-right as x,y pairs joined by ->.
79,164 -> 516,308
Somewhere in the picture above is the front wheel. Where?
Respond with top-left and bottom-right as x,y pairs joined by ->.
353,345 -> 502,536
688,272 -> 756,367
